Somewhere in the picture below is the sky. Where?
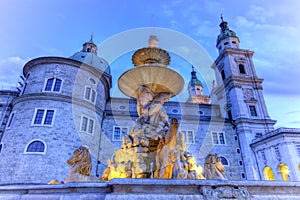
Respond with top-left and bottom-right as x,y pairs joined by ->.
0,0 -> 300,128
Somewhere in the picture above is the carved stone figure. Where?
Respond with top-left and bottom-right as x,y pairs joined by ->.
147,92 -> 171,126
136,85 -> 154,117
203,154 -> 226,180
155,118 -> 187,179
136,85 -> 171,127
64,146 -> 98,183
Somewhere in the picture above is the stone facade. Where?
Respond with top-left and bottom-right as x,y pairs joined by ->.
0,19 -> 299,184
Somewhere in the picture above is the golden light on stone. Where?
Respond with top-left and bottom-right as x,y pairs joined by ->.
132,47 -> 170,67
101,35 -> 223,181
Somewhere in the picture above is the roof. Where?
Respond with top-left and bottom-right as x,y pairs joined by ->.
69,51 -> 111,74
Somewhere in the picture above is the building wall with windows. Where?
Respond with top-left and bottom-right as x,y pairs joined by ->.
0,53 -> 111,183
0,22 -> 300,184
251,128 -> 300,181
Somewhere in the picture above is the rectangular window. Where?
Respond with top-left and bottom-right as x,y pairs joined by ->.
249,105 -> 257,116
34,109 -> 45,124
45,79 -> 54,91
88,119 -> 94,134
53,79 -> 62,92
84,87 -> 96,103
91,90 -> 96,103
219,133 -> 225,144
212,132 -> 226,145
181,130 -> 195,144
80,116 -> 95,134
113,126 -> 128,141
32,109 -> 55,126
44,110 -> 54,125
81,117 -> 88,132
6,112 -> 15,128
85,87 -> 91,100
44,78 -> 62,92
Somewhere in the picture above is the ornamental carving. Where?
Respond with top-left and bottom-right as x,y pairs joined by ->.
243,88 -> 254,100
202,186 -> 250,200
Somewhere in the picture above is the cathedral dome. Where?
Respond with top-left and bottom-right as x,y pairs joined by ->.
69,35 -> 111,74
69,51 -> 111,74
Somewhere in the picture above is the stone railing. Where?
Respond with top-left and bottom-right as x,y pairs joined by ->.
1,179 -> 300,200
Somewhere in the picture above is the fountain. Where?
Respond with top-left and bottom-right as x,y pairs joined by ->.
101,36 -> 219,181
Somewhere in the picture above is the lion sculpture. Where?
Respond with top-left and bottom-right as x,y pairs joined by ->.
64,145 -> 97,183
203,154 -> 226,180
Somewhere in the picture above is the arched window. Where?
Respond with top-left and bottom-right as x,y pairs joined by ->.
25,140 -> 46,154
0,143 -> 3,154
219,156 -> 229,166
278,163 -> 289,181
239,64 -> 246,74
263,166 -> 275,180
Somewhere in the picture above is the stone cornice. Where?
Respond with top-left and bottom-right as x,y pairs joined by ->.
12,93 -> 104,115
251,128 -> 300,146
23,57 -> 112,92
213,48 -> 254,67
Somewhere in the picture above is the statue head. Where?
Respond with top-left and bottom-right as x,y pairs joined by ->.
148,35 -> 159,48
67,145 -> 92,176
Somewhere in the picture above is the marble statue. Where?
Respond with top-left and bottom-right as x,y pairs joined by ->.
101,36 -> 213,181
203,154 -> 226,180
49,145 -> 99,184
64,146 -> 98,183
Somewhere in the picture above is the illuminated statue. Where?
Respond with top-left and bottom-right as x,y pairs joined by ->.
203,154 -> 226,180
101,36 -> 207,181
64,146 -> 98,183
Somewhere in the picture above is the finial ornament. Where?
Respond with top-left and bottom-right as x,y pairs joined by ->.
148,35 -> 159,48
90,33 -> 94,43
221,14 -> 224,22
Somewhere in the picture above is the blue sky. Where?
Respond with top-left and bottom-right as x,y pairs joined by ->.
0,0 -> 300,128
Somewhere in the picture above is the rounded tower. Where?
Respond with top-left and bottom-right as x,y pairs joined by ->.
0,36 -> 111,184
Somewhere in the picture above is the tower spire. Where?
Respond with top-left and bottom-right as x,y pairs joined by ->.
89,33 -> 94,43
187,66 -> 210,104
216,15 -> 240,53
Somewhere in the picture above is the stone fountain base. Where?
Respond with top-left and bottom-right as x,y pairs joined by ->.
1,179 -> 300,200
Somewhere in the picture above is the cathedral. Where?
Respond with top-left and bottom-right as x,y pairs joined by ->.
0,18 -> 299,184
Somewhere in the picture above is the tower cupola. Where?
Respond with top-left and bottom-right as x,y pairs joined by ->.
82,34 -> 98,55
187,66 -> 210,104
216,15 -> 240,53
188,66 -> 203,95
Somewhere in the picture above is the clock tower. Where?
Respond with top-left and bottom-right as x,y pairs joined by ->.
212,16 -> 276,180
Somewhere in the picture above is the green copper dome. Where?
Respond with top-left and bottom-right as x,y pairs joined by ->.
217,17 -> 239,45
188,66 -> 202,87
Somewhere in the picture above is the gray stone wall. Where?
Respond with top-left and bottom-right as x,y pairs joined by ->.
0,58 -> 110,184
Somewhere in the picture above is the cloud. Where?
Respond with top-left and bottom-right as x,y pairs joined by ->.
0,57 -> 28,89
233,14 -> 300,96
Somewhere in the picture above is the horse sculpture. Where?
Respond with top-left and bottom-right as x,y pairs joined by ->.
203,154 -> 226,180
